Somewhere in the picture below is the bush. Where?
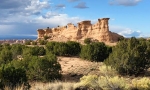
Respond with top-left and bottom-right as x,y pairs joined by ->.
99,64 -> 117,77
80,42 -> 112,62
118,36 -> 125,41
39,40 -> 47,45
84,38 -> 92,44
22,46 -> 46,56
32,41 -> 37,45
46,41 -> 81,56
0,43 -> 62,86
11,44 -> 24,59
105,37 -> 150,75
75,75 -> 127,90
131,77 -> 150,90
27,54 -> 61,82
44,36 -> 49,40
74,75 -> 101,90
66,41 -> 81,56
53,42 -> 68,56
0,80 -> 3,89
0,65 -> 28,88
25,40 -> 32,45
0,49 -> 12,64
30,46 -> 46,56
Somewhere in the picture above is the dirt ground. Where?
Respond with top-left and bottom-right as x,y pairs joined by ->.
58,56 -> 103,82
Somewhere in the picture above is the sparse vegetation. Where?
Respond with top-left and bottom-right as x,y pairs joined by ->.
1,37 -> 150,89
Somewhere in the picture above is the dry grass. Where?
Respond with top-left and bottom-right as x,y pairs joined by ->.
4,84 -> 27,90
131,77 -> 150,90
3,82 -> 75,90
30,81 -> 75,90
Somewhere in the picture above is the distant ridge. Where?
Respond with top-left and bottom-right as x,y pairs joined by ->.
0,35 -> 37,40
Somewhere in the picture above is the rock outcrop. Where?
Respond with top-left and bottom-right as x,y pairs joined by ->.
37,18 -> 122,43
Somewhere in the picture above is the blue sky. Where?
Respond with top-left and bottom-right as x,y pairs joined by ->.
0,0 -> 150,37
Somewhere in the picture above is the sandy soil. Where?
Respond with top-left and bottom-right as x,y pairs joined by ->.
58,56 -> 103,82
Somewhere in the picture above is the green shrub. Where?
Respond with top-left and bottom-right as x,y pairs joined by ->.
0,43 -> 62,86
66,41 -> 81,56
46,41 -> 57,53
0,80 -> 3,89
0,65 -> 28,88
0,44 -> 3,51
118,36 -> 125,41
25,40 -> 32,45
39,40 -> 47,45
80,42 -> 112,62
27,54 -> 61,82
105,37 -> 150,75
46,41 -> 81,56
2,43 -> 11,50
22,48 -> 32,57
30,46 -> 46,56
44,36 -> 49,40
84,38 -> 92,44
0,49 -> 13,64
32,41 -> 37,45
54,42 -> 68,56
22,46 -> 46,56
11,44 -> 24,59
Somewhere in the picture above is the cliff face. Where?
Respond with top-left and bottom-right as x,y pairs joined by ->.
37,18 -> 122,43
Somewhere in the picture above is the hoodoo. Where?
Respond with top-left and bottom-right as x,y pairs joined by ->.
37,18 -> 122,43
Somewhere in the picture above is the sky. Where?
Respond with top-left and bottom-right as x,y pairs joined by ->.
0,0 -> 150,38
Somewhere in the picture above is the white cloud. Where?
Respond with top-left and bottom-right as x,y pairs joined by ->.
0,13 -> 82,35
42,12 -> 60,19
24,0 -> 50,15
0,0 -> 76,36
35,14 -> 82,26
110,25 -> 143,37
109,0 -> 142,6
0,0 -> 51,18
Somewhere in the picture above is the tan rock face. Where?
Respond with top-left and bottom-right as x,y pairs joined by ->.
37,18 -> 122,43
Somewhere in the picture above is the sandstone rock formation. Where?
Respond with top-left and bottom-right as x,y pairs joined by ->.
37,18 -> 122,43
